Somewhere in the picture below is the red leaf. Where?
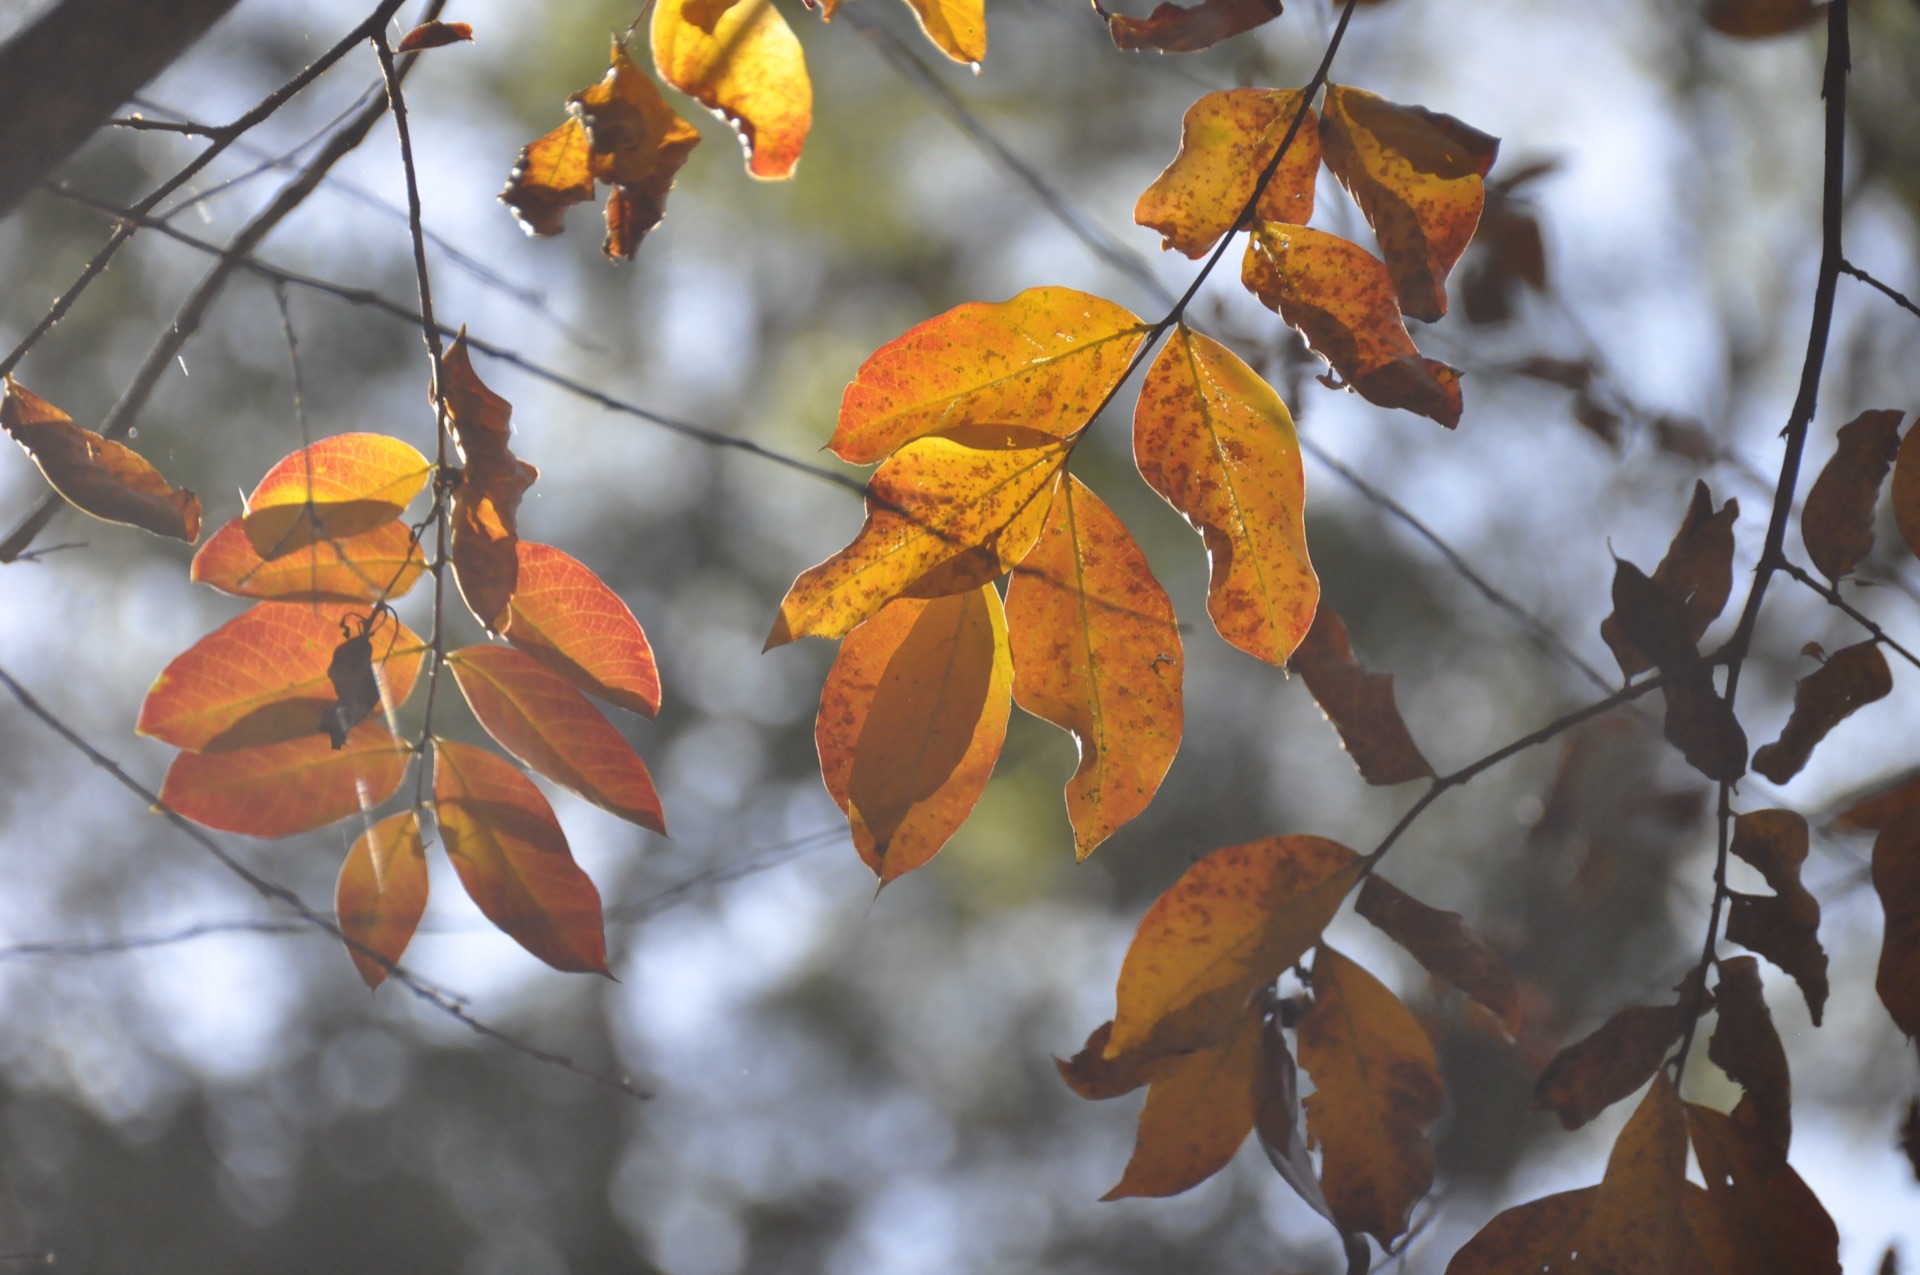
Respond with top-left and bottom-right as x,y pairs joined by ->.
396,20 -> 473,51
504,541 -> 660,717
335,810 -> 429,988
159,721 -> 409,838
1100,0 -> 1281,54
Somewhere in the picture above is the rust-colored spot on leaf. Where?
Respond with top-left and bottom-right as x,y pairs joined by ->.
1289,605 -> 1433,785
1356,874 -> 1518,1031
1,376 -> 200,542
335,810 -> 428,989
1135,89 -> 1318,257
1751,641 -> 1893,784
1100,0 -> 1281,54
1801,409 -> 1902,582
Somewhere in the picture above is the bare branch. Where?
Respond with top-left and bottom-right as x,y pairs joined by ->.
1840,258 -> 1920,322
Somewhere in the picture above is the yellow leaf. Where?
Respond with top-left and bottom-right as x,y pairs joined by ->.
1103,1007 -> 1263,1199
653,0 -> 810,180
335,810 -> 428,989
901,0 -> 984,64
1135,88 -> 1319,258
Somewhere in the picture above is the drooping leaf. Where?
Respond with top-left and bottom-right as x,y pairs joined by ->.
159,721 -> 409,838
138,603 -> 423,753
830,288 -> 1147,464
1705,0 -> 1821,38
1801,409 -> 1902,582
1109,835 -> 1362,1060
503,541 -> 660,718
1534,985 -> 1698,1130
1253,1012 -> 1337,1226
1099,0 -> 1281,54
1685,1103 -> 1840,1275
766,429 -> 1068,646
335,810 -> 429,989
1242,223 -> 1463,427
816,585 -> 1012,883
1006,476 -> 1183,858
432,739 -> 608,974
1102,1007 -> 1263,1199
1607,559 -> 1747,784
1355,874 -> 1518,1031
899,0 -> 985,64
1600,481 -> 1738,679
1873,811 -> 1920,1037
396,20 -> 473,51
1134,89 -> 1319,258
1708,956 -> 1791,1157
1318,85 -> 1499,322
555,39 -> 704,259
1725,809 -> 1827,1025
1057,1020 -> 1167,1100
446,645 -> 665,833
1895,416 -> 1920,563
0,376 -> 200,542
1575,1075 -> 1718,1275
653,0 -> 810,180
441,333 -> 538,632
240,432 -> 430,560
1134,326 -> 1316,665
191,516 -> 426,604
1752,641 -> 1893,784
1288,605 -> 1432,784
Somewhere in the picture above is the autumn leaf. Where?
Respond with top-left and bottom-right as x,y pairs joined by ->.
816,585 -> 1011,883
441,333 -> 538,632
1445,1188 -> 1595,1274
1135,89 -> 1318,258
503,541 -> 660,718
192,517 -> 426,604
1103,1007 -> 1263,1199
446,644 -> 665,833
1108,835 -> 1361,1059
1895,415 -> 1920,563
1873,810 -> 1920,1037
432,739 -> 608,974
1709,956 -> 1791,1157
1685,1103 -> 1840,1275
1725,809 -> 1827,1025
335,810 -> 429,989
830,288 -> 1147,464
1,375 -> 200,542
1057,1019 -> 1167,1100
1134,327 -> 1316,666
1099,0 -> 1281,54
653,0 -> 810,180
321,622 -> 382,750
1607,560 -> 1746,784
396,20 -> 473,51
1600,481 -> 1738,679
899,0 -> 985,65
1801,409 -> 1902,582
1318,85 -> 1499,322
240,432 -> 430,560
1534,982 -> 1700,1130
1006,477 -> 1183,858
1751,641 -> 1893,783
1705,0 -> 1822,38
159,721 -> 409,838
1355,875 -> 1518,1031
766,429 -> 1068,646
1288,605 -> 1433,785
1242,223 -> 1463,427
499,117 -> 593,238
1253,1013 -> 1337,1225
576,39 -> 702,259
138,602 -> 423,753
1839,769 -> 1920,833
1573,1075 -> 1718,1274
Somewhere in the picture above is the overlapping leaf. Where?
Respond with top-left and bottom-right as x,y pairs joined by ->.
441,334 -> 538,632
653,0 -> 811,180
1102,1007 -> 1263,1199
1725,809 -> 1827,1025
1288,605 -> 1432,784
1253,1014 -> 1336,1225
1099,0 -> 1281,54
504,541 -> 660,717
1564,1076 -> 1717,1274
1356,875 -> 1518,1031
1895,415 -> 1920,563
1686,1104 -> 1840,1274
1751,641 -> 1892,783
1873,810 -> 1920,1037
335,810 -> 428,989
1708,956 -> 1791,1157
192,517 -> 426,604
159,720 -> 409,838
1607,559 -> 1746,784
1,376 -> 200,542
1802,409 -> 1902,582
1056,1020 -> 1168,1101
1135,89 -> 1319,257
240,432 -> 429,560
1534,976 -> 1702,1130
1600,480 -> 1737,679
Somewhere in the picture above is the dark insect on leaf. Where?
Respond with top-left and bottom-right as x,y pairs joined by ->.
320,625 -> 379,750
1801,409 -> 1902,582
1097,0 -> 1282,53
1752,641 -> 1893,784
1289,606 -> 1433,785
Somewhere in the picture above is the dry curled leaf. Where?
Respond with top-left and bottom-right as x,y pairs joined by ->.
1056,1020 -> 1166,1100
335,810 -> 428,989
396,20 -> 473,51
1608,559 -> 1747,784
441,333 -> 538,632
653,0 -> 811,180
1725,809 -> 1827,1025
1355,874 -> 1518,1031
1752,641 -> 1893,784
1135,89 -> 1318,257
1289,605 -> 1433,785
1600,481 -> 1738,679
1709,955 -> 1791,1157
1801,409 -> 1902,582
320,624 -> 379,750
1099,0 -> 1281,54
1,376 -> 200,542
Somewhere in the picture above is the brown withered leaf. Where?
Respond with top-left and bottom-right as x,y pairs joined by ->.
1874,811 -> 1920,1038
1608,559 -> 1747,783
1,376 -> 200,542
1534,972 -> 1705,1130
319,624 -> 379,750
1355,874 -> 1519,1032
1444,1188 -> 1595,1274
1709,956 -> 1791,1157
1254,1013 -> 1337,1226
440,333 -> 537,632
1290,605 -> 1433,785
396,20 -> 473,51
1802,409 -> 1902,582
1099,0 -> 1281,53
1103,1007 -> 1264,1199
1601,481 -> 1738,679
1135,89 -> 1319,258
1836,767 -> 1920,832
1057,1020 -> 1165,1100
1896,415 -> 1920,564
1460,163 -> 1554,326
1705,0 -> 1822,38
1901,1099 -> 1920,1183
1725,809 -> 1827,1024
1686,1103 -> 1841,1275
1752,641 -> 1893,784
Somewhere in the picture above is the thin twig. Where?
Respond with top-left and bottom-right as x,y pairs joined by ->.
109,114 -> 222,137
1781,559 -> 1920,671
0,920 -> 309,960
1840,258 -> 1920,322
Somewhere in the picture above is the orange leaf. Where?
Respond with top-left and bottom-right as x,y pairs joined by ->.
816,585 -> 1011,883
441,333 -> 538,632
1297,944 -> 1445,1245
1873,810 -> 1920,1037
1896,415 -> 1920,564
396,20 -> 473,51
1705,0 -> 1821,37
1533,984 -> 1698,1130
240,432 -> 429,560
1006,477 -> 1182,858
1801,409 -> 1902,582
1056,1020 -> 1167,1100
433,739 -> 608,974
1355,875 -> 1518,1032
1577,1075 -> 1718,1274
1751,641 -> 1892,783
504,541 -> 660,718
899,0 -> 985,64
1242,224 -> 1462,427
1318,85 -> 1499,322
830,288 -> 1147,464
1108,835 -> 1361,1059
1100,0 -> 1281,54
1135,88 -> 1319,258
446,645 -> 665,833
335,810 -> 428,989
500,117 -> 594,238
1600,481 -> 1738,679
1102,1007 -> 1263,1199
1289,605 -> 1432,784
1134,327 -> 1316,666
192,516 -> 426,604
766,429 -> 1068,646
159,721 -> 409,838
1708,955 -> 1791,1157
653,0 -> 810,180
1,375 -> 200,542
1725,809 -> 1827,1024
1685,1104 -> 1840,1275
138,603 -> 423,752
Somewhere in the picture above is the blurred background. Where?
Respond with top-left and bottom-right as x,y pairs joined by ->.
0,0 -> 1918,1269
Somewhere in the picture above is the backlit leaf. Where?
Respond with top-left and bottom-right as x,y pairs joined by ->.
1356,874 -> 1518,1031
565,39 -> 703,259
1725,809 -> 1827,1024
240,432 -> 429,560
1134,327 -> 1316,666
1895,415 -> 1920,563
1705,0 -> 1821,37
1444,1188 -> 1594,1274
1288,605 -> 1432,784
1534,991 -> 1694,1130
1801,409 -> 1902,582
900,0 -> 985,64
1752,641 -> 1893,783
433,739 -> 608,974
1057,1020 -> 1167,1100
159,721 -> 409,838
442,333 -> 538,632
1108,835 -> 1361,1059
191,516 -> 426,604
1576,1075 -> 1717,1275
504,541 -> 660,718
1135,89 -> 1319,257
138,603 -> 423,753
830,288 -> 1147,464
1103,1006 -> 1263,1199
1708,956 -> 1791,1157
396,20 -> 473,51
816,585 -> 1012,883
1100,0 -> 1281,54
1,376 -> 200,542
1318,85 -> 1499,323
499,117 -> 593,237
1006,477 -> 1182,858
653,0 -> 810,180
766,430 -> 1068,646
1600,481 -> 1738,679
447,645 -> 665,833
335,810 -> 428,989
1254,1013 -> 1337,1225
1242,223 -> 1463,427
1685,1104 -> 1840,1275
1873,811 -> 1920,1037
